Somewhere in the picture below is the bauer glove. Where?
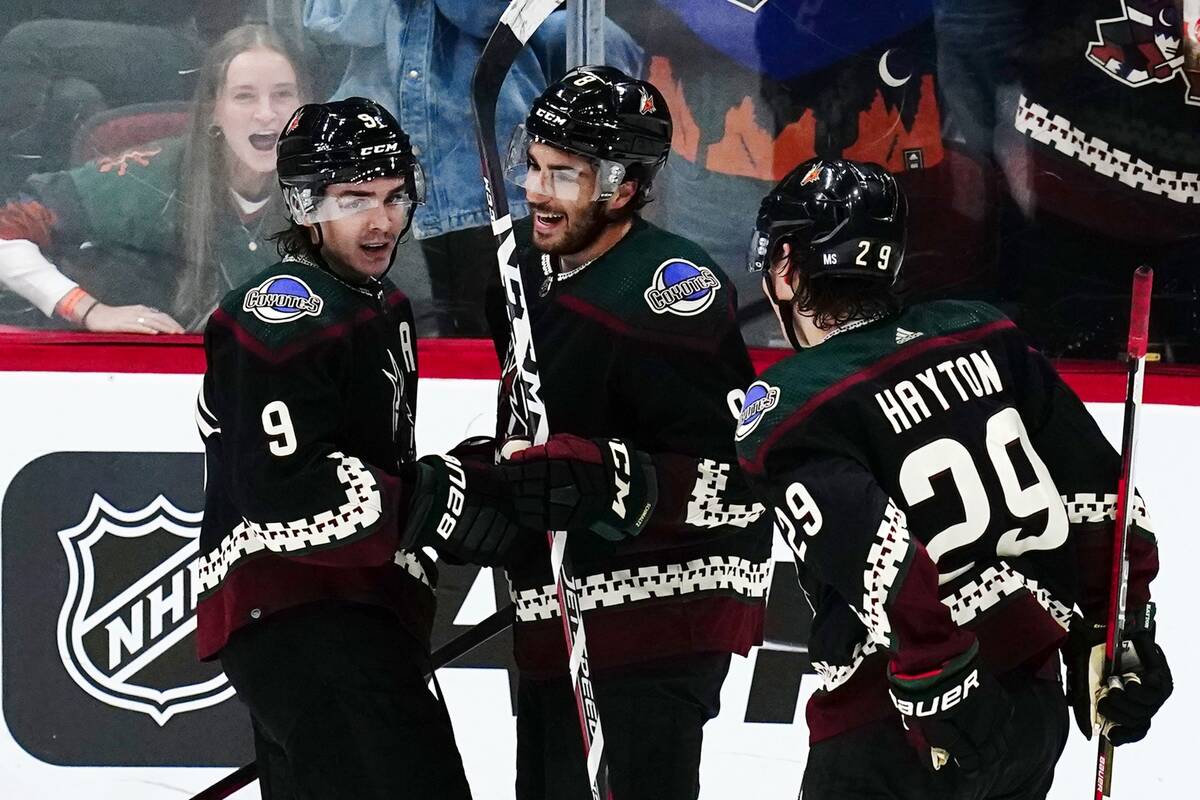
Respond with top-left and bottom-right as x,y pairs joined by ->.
402,454 -> 521,566
502,434 -> 658,541
1065,604 -> 1173,746
888,643 -> 1013,776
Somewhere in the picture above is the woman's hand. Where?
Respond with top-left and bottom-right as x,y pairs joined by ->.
83,303 -> 185,334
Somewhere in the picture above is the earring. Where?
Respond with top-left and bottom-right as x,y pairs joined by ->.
208,125 -> 224,140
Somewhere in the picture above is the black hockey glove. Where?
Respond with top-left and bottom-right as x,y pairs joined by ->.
1064,605 -> 1173,746
401,454 -> 521,566
503,434 -> 658,541
888,644 -> 1013,777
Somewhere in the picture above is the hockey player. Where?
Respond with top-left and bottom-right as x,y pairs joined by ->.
484,66 -> 774,800
737,157 -> 1173,798
194,98 -> 524,799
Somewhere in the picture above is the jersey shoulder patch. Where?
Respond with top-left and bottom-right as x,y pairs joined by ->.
642,256 -> 723,317
568,220 -> 733,342
213,260 -> 359,357
241,274 -> 325,324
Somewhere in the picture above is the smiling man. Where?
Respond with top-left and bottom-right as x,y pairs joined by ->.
193,98 -> 527,799
476,66 -> 773,800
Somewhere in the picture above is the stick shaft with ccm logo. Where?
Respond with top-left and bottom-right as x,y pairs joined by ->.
472,2 -> 613,798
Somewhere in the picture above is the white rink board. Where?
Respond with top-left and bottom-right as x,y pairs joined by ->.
0,372 -> 1193,799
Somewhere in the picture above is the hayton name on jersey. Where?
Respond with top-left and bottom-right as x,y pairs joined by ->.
874,348 -> 1004,434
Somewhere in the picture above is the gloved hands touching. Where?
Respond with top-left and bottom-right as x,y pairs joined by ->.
502,433 -> 658,541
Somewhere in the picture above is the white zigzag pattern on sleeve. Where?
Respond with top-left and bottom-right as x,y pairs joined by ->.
685,459 -> 766,529
1060,492 -> 1151,531
511,555 -> 772,622
860,500 -> 910,648
195,452 -> 427,593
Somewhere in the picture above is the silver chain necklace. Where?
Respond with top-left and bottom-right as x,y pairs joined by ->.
538,253 -> 596,297
820,313 -> 885,343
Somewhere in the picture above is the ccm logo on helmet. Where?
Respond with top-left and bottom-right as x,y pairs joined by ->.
360,143 -> 400,156
435,457 -> 467,540
890,668 -> 981,717
534,107 -> 568,126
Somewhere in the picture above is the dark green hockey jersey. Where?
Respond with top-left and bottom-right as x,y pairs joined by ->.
195,255 -> 430,660
735,300 -> 1160,741
493,216 -> 774,676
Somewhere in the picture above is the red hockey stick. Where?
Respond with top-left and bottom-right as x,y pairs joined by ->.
1093,266 -> 1153,800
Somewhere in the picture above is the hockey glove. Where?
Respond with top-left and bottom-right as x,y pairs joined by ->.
1065,605 -> 1173,745
402,454 -> 521,566
888,643 -> 1013,776
503,434 -> 658,541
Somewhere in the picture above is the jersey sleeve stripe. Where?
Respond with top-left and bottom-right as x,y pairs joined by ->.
556,294 -> 731,354
209,304 -> 385,365
740,319 -> 1016,474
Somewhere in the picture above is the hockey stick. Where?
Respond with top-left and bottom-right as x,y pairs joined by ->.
472,3 -> 613,799
1093,266 -> 1153,800
188,603 -> 516,800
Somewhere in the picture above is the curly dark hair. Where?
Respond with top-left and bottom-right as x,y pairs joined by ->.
268,221 -> 319,261
792,274 -> 901,330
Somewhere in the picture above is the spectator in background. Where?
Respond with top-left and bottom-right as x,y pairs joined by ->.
0,23 -> 311,333
304,0 -> 644,336
0,2 -> 251,192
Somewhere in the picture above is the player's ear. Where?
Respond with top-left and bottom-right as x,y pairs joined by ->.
609,179 -> 638,212
771,241 -> 793,277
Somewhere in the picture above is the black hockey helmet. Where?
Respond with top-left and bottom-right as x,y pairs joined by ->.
748,158 -> 906,285
508,65 -> 672,202
277,97 -> 425,225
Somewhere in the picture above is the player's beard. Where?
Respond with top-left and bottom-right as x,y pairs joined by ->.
532,200 -> 613,257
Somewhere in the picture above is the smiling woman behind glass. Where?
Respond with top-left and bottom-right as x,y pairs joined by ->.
0,24 -> 312,333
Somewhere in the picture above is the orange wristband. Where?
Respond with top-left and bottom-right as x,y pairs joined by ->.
55,287 -> 94,324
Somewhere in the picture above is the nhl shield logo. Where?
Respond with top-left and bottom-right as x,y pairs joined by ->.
56,494 -> 233,726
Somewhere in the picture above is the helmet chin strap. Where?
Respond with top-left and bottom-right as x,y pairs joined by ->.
763,271 -> 806,352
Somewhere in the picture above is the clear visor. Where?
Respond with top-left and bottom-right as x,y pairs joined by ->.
285,162 -> 426,224
503,123 -> 625,202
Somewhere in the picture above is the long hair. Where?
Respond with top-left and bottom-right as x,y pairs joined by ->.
174,25 -> 311,329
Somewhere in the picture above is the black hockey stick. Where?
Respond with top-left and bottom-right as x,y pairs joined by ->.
1093,267 -> 1153,800
187,604 -> 516,800
472,3 -> 613,799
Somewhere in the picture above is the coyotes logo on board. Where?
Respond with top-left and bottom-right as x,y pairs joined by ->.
56,494 -> 233,726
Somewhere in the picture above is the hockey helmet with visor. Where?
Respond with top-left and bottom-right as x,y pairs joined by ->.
504,65 -> 672,204
277,97 -> 425,227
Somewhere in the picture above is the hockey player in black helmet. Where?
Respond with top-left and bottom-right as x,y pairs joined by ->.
195,98 -> 531,799
471,66 -> 774,799
274,96 -> 425,284
737,158 -> 1172,799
